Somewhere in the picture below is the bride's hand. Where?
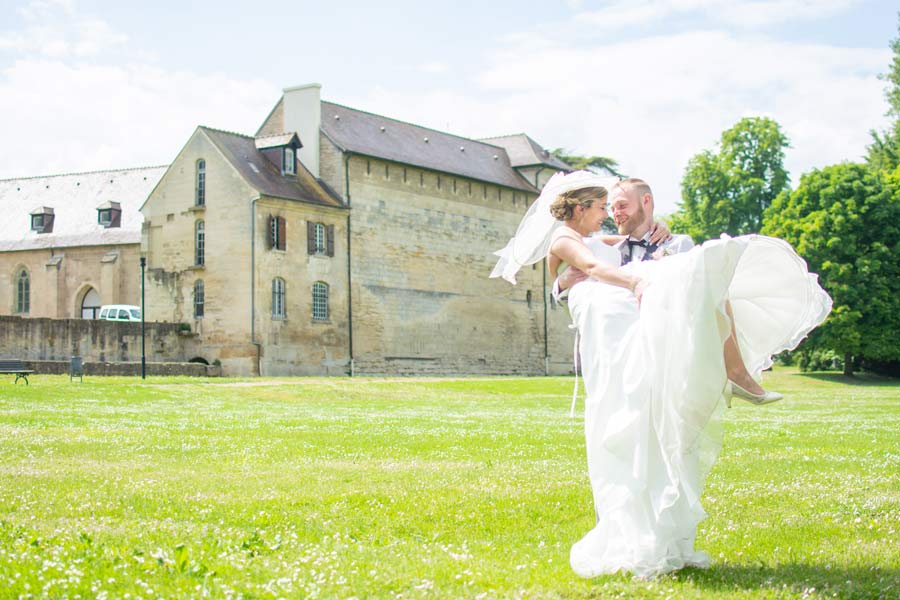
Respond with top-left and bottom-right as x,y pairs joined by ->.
649,221 -> 672,246
559,267 -> 588,291
633,279 -> 650,305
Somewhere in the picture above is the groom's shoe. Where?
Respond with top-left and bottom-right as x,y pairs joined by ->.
726,381 -> 783,408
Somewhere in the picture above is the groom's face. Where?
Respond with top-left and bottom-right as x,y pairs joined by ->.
610,186 -> 646,236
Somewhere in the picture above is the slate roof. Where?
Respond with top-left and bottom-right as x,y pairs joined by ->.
479,133 -> 571,170
201,127 -> 343,208
319,102 -> 538,193
0,166 -> 166,252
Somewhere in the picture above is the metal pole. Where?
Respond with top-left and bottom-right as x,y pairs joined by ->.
140,256 -> 146,379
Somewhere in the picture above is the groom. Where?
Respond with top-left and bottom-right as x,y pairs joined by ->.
554,178 -> 693,298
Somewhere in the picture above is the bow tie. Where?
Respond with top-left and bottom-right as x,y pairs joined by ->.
622,238 -> 658,265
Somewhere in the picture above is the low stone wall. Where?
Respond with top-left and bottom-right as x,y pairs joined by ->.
0,315 -> 212,371
19,360 -> 221,377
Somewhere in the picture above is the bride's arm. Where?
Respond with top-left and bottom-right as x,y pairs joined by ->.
550,236 -> 640,293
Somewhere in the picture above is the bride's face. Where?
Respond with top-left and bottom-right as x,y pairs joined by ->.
577,197 -> 609,234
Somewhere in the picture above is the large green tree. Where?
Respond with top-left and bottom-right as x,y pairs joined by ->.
868,18 -> 900,172
761,163 -> 900,375
670,117 -> 790,242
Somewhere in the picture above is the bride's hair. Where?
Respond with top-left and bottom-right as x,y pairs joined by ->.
549,186 -> 608,221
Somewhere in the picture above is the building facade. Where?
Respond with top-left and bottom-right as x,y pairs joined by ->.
1,84 -> 578,376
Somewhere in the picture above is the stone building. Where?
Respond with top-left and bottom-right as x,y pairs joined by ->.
1,83 -> 578,376
0,167 -> 165,320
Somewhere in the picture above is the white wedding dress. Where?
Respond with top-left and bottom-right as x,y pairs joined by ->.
566,234 -> 832,579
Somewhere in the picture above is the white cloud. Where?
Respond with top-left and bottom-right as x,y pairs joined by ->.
0,0 -> 127,58
576,0 -> 862,30
0,0 -> 282,179
417,61 -> 449,74
351,28 -> 890,214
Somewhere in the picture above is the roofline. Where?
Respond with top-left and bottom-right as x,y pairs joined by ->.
322,100 -> 513,153
336,147 -> 539,194
140,126 -> 255,212
0,164 -> 168,183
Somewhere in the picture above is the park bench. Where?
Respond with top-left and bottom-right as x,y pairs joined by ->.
0,359 -> 34,385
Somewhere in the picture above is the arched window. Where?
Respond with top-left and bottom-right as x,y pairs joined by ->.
81,287 -> 101,319
272,277 -> 286,319
193,280 -> 204,318
196,159 -> 206,206
15,269 -> 29,314
195,220 -> 205,266
312,281 -> 329,321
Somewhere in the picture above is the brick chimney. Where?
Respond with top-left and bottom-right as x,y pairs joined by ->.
282,83 -> 322,177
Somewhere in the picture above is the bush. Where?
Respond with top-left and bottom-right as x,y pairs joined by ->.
797,349 -> 844,372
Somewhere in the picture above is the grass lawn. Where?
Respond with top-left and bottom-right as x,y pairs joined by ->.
0,367 -> 898,599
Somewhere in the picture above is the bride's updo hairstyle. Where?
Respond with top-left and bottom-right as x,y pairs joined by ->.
549,186 -> 608,221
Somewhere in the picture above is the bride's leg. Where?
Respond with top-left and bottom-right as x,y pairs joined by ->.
722,301 -> 766,396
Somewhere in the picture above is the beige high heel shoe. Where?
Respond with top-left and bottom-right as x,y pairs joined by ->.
725,381 -> 783,408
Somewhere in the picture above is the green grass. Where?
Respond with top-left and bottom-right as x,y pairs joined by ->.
0,367 -> 898,599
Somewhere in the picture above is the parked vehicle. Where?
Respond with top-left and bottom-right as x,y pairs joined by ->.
98,305 -> 142,322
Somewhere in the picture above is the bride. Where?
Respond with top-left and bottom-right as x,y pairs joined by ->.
491,170 -> 832,579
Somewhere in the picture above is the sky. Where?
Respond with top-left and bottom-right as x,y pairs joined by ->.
0,0 -> 897,215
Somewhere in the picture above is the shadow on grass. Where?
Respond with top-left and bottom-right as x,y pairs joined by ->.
674,563 -> 900,597
790,371 -> 899,387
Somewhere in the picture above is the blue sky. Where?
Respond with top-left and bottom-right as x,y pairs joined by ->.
1,0 -> 897,214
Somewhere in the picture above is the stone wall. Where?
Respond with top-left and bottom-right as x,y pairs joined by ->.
0,315 -> 205,364
344,155 -> 575,376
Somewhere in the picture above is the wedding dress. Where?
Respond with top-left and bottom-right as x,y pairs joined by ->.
566,234 -> 831,579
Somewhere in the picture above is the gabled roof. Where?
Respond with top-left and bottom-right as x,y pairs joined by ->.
479,133 -> 571,170
0,166 -> 166,252
319,102 -> 538,193
200,127 -> 343,208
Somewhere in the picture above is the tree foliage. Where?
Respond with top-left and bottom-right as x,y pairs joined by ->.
551,149 -> 623,177
670,117 -> 790,242
868,18 -> 900,172
761,163 -> 900,375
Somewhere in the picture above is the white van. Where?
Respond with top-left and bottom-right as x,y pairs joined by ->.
98,305 -> 142,322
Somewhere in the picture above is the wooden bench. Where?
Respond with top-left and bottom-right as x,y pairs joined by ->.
0,359 -> 34,385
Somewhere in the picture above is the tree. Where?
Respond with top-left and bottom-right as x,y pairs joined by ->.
551,149 -> 623,177
669,117 -> 790,242
761,162 -> 900,375
868,18 -> 900,172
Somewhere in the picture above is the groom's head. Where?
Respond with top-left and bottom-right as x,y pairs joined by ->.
610,178 -> 654,237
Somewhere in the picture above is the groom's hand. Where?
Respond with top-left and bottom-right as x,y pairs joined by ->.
559,267 -> 588,292
649,221 -> 672,246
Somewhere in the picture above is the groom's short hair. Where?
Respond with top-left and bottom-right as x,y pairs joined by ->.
616,178 -> 653,200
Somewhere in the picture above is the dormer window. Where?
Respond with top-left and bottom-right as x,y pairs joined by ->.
283,147 -> 296,175
30,206 -> 54,233
254,133 -> 302,176
97,201 -> 122,228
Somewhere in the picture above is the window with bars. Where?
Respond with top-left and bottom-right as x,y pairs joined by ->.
312,281 -> 329,321
307,221 -> 334,256
196,159 -> 206,206
268,216 -> 286,251
193,279 -> 205,318
195,220 -> 205,266
15,268 -> 29,314
272,278 -> 286,319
